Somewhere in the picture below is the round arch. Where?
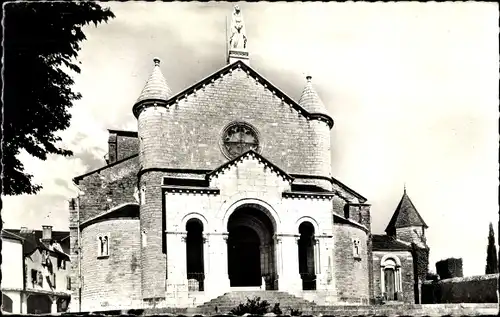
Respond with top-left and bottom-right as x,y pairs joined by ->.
180,212 -> 209,232
295,216 -> 320,234
221,198 -> 281,233
380,254 -> 402,267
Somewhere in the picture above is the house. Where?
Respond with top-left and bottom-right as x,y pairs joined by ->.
2,226 -> 71,314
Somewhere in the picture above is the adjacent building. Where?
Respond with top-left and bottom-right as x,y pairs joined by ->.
1,226 -> 71,314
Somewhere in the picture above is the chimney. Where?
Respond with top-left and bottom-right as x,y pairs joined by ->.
42,225 -> 53,243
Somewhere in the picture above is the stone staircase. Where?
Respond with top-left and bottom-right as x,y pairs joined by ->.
192,291 -> 317,314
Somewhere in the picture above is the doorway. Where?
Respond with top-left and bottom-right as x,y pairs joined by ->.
226,205 -> 277,289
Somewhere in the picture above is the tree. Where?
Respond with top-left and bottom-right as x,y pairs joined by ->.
485,222 -> 498,274
1,1 -> 115,196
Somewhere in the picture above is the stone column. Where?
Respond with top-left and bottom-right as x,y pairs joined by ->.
203,234 -> 210,278
50,296 -> 58,314
165,232 -> 189,307
204,233 -> 230,299
21,293 -> 29,314
277,234 -> 302,294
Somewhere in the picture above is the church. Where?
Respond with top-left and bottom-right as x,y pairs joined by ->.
68,5 -> 429,312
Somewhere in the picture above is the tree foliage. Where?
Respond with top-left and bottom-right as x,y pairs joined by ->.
485,222 -> 498,274
2,1 -> 114,195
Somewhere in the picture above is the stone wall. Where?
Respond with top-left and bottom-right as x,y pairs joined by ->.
76,156 -> 139,223
140,171 -> 168,301
421,273 -> 499,304
107,131 -> 139,164
333,223 -> 370,304
80,219 -> 141,311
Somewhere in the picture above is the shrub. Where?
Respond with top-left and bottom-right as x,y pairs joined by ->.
289,308 -> 302,316
230,297 -> 270,316
271,303 -> 282,315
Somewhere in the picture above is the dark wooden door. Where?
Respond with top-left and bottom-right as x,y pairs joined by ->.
384,268 -> 395,300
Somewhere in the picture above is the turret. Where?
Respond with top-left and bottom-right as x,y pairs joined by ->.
133,58 -> 172,170
132,58 -> 172,301
298,75 -> 334,185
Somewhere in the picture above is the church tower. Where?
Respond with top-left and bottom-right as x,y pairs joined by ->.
385,187 -> 428,248
132,58 -> 172,301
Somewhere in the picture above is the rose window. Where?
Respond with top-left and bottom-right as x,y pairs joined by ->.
221,122 -> 260,159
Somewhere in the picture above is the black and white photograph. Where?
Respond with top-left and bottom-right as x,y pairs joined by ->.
1,2 -> 499,316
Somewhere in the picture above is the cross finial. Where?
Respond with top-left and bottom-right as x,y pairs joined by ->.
404,182 -> 406,194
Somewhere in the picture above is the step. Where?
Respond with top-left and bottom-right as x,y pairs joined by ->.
194,290 -> 317,313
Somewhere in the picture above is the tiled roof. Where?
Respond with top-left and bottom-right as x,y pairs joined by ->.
298,76 -> 330,117
1,229 -> 25,241
136,58 -> 172,103
385,189 -> 428,233
4,229 -> 70,259
372,234 -> 412,251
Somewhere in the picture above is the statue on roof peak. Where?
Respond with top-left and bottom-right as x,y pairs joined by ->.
229,5 -> 247,50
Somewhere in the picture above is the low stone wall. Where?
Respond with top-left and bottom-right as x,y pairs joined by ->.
60,303 -> 499,316
421,273 -> 499,304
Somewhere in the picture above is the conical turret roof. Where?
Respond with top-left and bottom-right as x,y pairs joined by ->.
385,188 -> 428,234
298,75 -> 330,116
136,58 -> 172,103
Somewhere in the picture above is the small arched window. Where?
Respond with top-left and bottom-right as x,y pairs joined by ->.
380,255 -> 403,301
97,234 -> 110,258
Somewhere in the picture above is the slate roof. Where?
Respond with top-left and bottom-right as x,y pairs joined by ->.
4,229 -> 70,259
290,183 -> 329,193
372,234 -> 412,251
385,189 -> 428,233
298,76 -> 330,117
135,58 -> 172,104
79,203 -> 139,229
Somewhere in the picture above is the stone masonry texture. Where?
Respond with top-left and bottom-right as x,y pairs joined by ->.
80,219 -> 141,311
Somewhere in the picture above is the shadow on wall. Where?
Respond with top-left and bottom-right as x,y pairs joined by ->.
421,273 -> 499,304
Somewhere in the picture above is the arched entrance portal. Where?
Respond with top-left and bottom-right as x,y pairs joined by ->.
227,205 -> 277,290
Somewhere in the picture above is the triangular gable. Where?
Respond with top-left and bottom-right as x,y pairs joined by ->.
133,60 -> 333,128
385,191 -> 428,233
207,149 -> 294,182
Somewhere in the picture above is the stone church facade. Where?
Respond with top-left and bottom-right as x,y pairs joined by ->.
68,6 -> 429,312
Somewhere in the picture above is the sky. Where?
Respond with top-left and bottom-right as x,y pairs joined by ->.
2,2 -> 499,277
